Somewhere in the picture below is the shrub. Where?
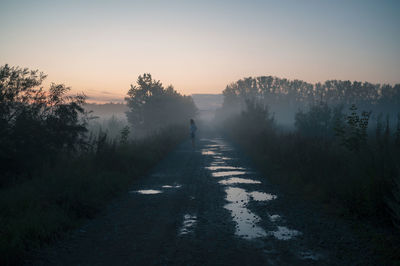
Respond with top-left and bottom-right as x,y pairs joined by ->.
0,64 -> 88,185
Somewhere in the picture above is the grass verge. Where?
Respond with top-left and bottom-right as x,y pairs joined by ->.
220,114 -> 400,264
0,125 -> 186,265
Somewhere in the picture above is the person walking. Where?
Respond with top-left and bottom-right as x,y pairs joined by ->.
190,119 -> 197,148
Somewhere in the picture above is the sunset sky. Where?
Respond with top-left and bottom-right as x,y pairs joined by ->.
1,0 -> 399,102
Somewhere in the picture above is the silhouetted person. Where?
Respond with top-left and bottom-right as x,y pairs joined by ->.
190,119 -> 197,148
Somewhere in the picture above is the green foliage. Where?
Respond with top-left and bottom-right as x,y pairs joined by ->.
87,115 -> 128,141
294,102 -> 342,137
0,64 -> 88,185
119,126 -> 130,144
376,113 -> 383,142
335,104 -> 371,152
125,73 -> 197,135
217,76 -> 400,126
396,114 -> 400,147
222,102 -> 399,227
221,76 -> 400,112
386,174 -> 400,228
0,65 -> 191,264
242,100 -> 275,131
218,76 -> 400,262
221,100 -> 276,145
0,125 -> 186,265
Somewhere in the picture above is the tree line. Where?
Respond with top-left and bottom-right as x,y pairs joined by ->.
218,75 -> 400,244
0,64 -> 196,186
219,76 -> 400,124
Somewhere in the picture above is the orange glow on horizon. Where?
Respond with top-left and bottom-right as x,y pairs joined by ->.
1,1 -> 399,102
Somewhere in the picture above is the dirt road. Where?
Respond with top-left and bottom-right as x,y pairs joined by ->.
33,137 -> 375,265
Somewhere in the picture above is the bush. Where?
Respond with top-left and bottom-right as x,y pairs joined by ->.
294,102 -> 345,138
125,73 -> 197,136
0,64 -> 88,186
222,103 -> 400,223
0,65 -> 191,265
0,125 -> 186,265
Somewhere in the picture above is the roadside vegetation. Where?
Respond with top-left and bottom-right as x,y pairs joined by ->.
216,76 -> 400,263
0,65 -> 194,265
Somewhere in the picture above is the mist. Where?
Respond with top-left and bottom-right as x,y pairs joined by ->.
1,0 -> 400,263
214,76 -> 400,131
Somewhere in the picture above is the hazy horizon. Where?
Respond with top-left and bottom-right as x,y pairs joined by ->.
1,0 -> 399,102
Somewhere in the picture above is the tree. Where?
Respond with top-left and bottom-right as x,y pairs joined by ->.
218,75 -> 400,123
125,74 -> 197,135
334,104 -> 371,152
294,102 -> 335,137
0,64 -> 88,183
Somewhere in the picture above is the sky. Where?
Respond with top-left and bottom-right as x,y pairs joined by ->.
1,0 -> 399,102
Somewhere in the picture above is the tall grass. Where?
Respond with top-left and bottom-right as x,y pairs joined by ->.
0,125 -> 186,265
221,104 -> 400,262
87,114 -> 129,140
220,103 -> 400,222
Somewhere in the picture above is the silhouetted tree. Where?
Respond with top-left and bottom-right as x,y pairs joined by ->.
218,76 -> 400,125
0,64 -> 88,184
295,102 -> 333,137
334,104 -> 371,152
125,74 -> 197,135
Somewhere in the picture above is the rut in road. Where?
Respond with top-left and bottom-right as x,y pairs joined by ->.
34,137 -> 372,265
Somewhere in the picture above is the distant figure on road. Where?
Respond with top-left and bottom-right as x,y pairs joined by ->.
190,119 -> 197,148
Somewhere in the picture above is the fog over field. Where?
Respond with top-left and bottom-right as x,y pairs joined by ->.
1,1 -> 400,265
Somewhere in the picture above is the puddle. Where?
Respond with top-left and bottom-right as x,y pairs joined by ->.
131,190 -> 162,194
201,150 -> 219,155
207,138 -> 301,242
299,251 -> 321,261
212,171 -> 248,177
210,161 -> 226,166
249,191 -> 277,201
206,166 -> 245,171
269,214 -> 281,222
206,143 -> 233,151
213,156 -> 234,160
269,226 -> 302,240
219,178 -> 261,185
205,144 -> 220,148
225,187 -> 248,203
224,187 -> 267,239
224,187 -> 282,240
179,214 -> 197,235
162,185 -> 182,188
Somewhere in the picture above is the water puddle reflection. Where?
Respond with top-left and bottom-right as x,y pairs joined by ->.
210,162 -> 226,166
212,171 -> 248,177
206,166 -> 245,171
269,226 -> 302,240
205,144 -> 220,148
201,150 -> 218,155
219,178 -> 261,185
162,184 -> 182,188
249,191 -> 277,201
179,214 -> 197,236
224,187 -> 267,239
131,189 -> 162,195
205,138 -> 303,244
213,156 -> 234,161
